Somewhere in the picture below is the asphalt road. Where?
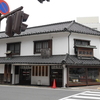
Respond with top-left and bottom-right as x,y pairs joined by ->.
0,85 -> 100,100
0,85 -> 82,100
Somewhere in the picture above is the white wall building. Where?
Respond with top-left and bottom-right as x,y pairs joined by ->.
0,20 -> 100,87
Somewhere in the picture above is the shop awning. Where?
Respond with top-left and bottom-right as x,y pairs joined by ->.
74,45 -> 97,49
0,55 -> 66,64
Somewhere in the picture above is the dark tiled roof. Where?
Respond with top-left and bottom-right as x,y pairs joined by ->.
65,55 -> 100,66
0,55 -> 66,64
18,21 -> 100,36
68,21 -> 100,35
0,54 -> 100,66
0,20 -> 100,38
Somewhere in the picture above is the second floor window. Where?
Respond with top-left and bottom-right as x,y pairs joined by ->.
7,42 -> 21,55
74,39 -> 95,57
74,39 -> 90,46
34,40 -> 52,54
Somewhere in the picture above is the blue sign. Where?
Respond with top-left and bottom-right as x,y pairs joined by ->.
0,0 -> 10,15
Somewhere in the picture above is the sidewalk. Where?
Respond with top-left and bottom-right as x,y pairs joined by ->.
1,84 -> 100,91
69,85 -> 100,90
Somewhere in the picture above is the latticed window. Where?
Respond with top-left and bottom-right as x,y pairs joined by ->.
7,42 -> 21,55
74,39 -> 90,46
35,41 -> 48,53
34,40 -> 52,54
32,66 -> 48,76
74,39 -> 94,57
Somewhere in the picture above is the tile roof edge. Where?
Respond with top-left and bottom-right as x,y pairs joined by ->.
0,54 -> 66,58
26,20 -> 74,29
74,21 -> 100,33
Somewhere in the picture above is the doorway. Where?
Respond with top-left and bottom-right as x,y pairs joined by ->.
19,66 -> 31,85
50,65 -> 63,87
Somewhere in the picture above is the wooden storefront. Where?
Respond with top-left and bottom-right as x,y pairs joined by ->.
67,66 -> 100,87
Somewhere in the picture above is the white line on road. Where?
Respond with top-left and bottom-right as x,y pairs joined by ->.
73,95 -> 100,99
59,91 -> 100,100
80,92 -> 100,96
59,91 -> 87,100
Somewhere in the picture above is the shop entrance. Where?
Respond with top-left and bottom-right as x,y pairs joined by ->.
50,65 -> 63,87
19,66 -> 31,85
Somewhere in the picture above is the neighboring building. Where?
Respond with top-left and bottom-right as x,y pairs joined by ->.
0,20 -> 100,87
77,17 -> 100,31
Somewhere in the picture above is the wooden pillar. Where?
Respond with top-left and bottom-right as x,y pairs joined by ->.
4,65 -> 7,82
8,65 -> 11,82
4,64 -> 11,83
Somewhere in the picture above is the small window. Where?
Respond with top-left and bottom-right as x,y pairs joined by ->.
34,40 -> 52,54
74,40 -> 94,57
75,39 -> 90,46
7,42 -> 21,55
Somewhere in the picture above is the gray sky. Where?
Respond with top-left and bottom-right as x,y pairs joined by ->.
1,0 -> 100,31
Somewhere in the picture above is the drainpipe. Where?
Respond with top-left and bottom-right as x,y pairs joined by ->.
68,32 -> 71,54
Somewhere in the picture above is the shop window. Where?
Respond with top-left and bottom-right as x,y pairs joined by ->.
87,68 -> 100,83
7,42 -> 21,55
34,40 -> 52,54
32,66 -> 48,77
69,68 -> 86,84
69,68 -> 100,86
79,51 -> 82,54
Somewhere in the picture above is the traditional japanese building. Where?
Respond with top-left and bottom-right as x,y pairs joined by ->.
0,20 -> 100,87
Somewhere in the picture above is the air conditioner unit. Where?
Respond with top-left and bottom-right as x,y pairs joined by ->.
41,48 -> 51,58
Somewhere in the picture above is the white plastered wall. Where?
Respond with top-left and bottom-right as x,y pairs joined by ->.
31,66 -> 50,85
0,32 -> 69,57
52,32 -> 69,55
0,64 -> 4,73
